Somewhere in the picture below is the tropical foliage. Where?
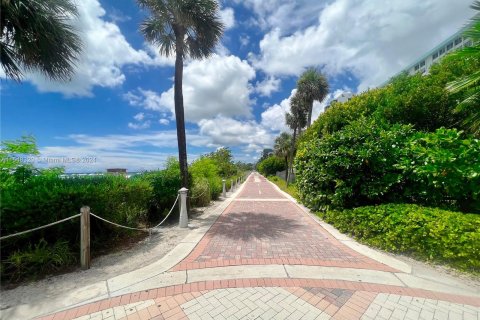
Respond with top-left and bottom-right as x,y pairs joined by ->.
138,0 -> 224,189
0,0 -> 82,81
296,68 -> 329,126
257,156 -> 285,176
320,204 -> 480,272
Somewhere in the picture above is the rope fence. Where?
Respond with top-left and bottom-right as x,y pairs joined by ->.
0,176 -> 247,270
0,214 -> 81,241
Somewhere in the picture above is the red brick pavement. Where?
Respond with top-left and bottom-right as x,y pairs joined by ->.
37,278 -> 480,320
172,174 -> 396,272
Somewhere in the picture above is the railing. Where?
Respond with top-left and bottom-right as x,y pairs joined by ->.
0,189 -> 186,270
0,175 -> 249,271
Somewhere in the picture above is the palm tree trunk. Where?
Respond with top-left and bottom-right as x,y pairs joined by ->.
287,127 -> 297,187
307,101 -> 313,127
174,32 -> 189,189
284,155 -> 289,182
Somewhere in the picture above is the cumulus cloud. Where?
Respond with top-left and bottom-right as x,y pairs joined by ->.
159,119 -> 170,125
24,0 -> 173,97
123,88 -> 170,112
198,116 -> 274,152
220,7 -> 236,30
250,0 -> 473,90
128,121 -> 151,130
255,76 -> 281,97
157,54 -> 256,122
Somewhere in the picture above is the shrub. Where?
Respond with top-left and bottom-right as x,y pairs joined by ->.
0,173 -> 152,283
398,128 -> 480,212
257,156 -> 285,176
134,158 -> 181,219
295,118 -> 414,210
189,157 -> 222,201
320,204 -> 480,272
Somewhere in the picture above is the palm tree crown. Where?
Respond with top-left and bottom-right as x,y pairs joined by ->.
138,0 -> 224,60
446,1 -> 480,134
138,0 -> 224,188
1,0 -> 82,81
297,68 -> 329,127
274,132 -> 292,181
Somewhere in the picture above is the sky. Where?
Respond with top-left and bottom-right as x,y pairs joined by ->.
1,0 -> 476,173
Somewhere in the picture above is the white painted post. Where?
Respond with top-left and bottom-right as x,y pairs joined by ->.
80,206 -> 91,270
222,179 -> 226,198
179,188 -> 189,228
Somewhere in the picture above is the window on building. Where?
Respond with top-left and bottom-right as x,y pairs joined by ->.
414,64 -> 419,71
455,37 -> 462,45
420,60 -> 425,67
433,52 -> 439,60
446,42 -> 453,51
464,40 -> 473,47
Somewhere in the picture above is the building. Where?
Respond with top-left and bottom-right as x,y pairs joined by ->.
324,91 -> 354,111
383,17 -> 476,84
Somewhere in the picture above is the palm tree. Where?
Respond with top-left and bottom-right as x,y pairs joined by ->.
138,0 -> 224,188
446,1 -> 480,134
297,68 -> 329,127
1,0 -> 82,81
285,92 -> 308,185
274,132 -> 292,182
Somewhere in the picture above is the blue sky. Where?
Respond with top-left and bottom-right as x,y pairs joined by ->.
1,0 -> 475,172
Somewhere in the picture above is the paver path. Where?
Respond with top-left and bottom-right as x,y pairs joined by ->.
36,173 -> 480,320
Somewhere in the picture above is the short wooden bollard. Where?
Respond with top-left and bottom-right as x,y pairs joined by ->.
80,206 -> 91,270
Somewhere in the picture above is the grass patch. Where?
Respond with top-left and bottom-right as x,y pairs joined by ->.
268,176 -> 299,200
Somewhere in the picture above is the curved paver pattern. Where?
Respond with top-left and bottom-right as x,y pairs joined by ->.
35,173 -> 480,320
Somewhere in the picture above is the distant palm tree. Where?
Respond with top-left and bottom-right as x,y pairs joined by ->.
274,132 -> 292,182
285,92 -> 308,185
297,68 -> 329,127
0,0 -> 82,81
138,0 -> 224,188
446,1 -> 480,134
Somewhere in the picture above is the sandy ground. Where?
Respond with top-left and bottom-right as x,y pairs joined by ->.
0,201 -> 222,312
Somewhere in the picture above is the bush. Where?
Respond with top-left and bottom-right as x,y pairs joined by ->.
320,204 -> 480,272
398,128 -> 480,212
189,157 -> 222,202
134,158 -> 181,219
295,118 -> 414,210
0,173 -> 153,283
257,156 -> 285,176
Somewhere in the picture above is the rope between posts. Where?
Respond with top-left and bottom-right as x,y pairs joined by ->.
188,185 -> 210,200
90,213 -> 149,232
151,194 -> 179,228
0,214 -> 81,240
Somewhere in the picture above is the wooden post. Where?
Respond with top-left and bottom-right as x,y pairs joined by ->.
80,206 -> 91,270
222,179 -> 226,198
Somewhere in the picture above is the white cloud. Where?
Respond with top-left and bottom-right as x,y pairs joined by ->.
133,113 -> 145,121
198,116 -> 274,151
123,88 -> 170,112
128,120 -> 151,130
220,7 -> 236,30
159,119 -> 170,125
251,0 -> 474,90
255,76 -> 281,97
235,0 -> 327,33
157,54 -> 256,122
239,35 -> 250,47
24,0 -> 173,97
260,89 -> 295,133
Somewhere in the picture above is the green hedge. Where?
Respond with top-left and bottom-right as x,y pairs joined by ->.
257,156 -> 285,176
319,204 -> 480,272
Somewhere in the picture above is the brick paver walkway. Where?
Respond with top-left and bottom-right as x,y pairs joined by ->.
37,173 -> 480,320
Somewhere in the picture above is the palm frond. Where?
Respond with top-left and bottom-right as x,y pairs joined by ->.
446,71 -> 480,93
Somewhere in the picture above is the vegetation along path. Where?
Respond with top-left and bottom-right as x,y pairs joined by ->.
24,173 -> 480,319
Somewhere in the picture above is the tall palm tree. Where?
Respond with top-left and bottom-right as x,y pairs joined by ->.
446,1 -> 480,134
138,0 -> 224,188
297,68 -> 329,127
0,0 -> 82,81
274,132 -> 292,182
285,92 -> 308,185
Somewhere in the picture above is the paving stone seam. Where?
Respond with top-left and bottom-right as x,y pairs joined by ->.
36,278 -> 480,319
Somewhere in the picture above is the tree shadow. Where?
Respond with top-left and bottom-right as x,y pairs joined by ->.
209,211 -> 303,241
